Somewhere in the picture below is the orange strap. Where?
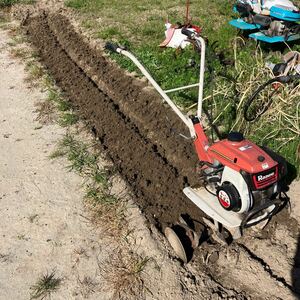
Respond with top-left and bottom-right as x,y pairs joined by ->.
185,0 -> 190,25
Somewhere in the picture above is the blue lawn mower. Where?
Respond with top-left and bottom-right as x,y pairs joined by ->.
230,0 -> 300,43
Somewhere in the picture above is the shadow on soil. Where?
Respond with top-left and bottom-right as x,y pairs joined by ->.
292,235 -> 300,298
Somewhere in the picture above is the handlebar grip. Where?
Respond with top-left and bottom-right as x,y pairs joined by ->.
105,42 -> 120,53
181,28 -> 195,38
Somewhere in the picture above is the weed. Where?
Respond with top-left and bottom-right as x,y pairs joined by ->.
73,247 -> 87,256
48,148 -> 66,159
78,276 -> 98,298
42,74 -> 56,89
58,112 -> 79,127
28,214 -> 38,223
10,47 -> 30,59
0,253 -> 10,263
51,135 -> 102,178
34,100 -> 56,124
46,90 -> 71,112
47,89 -> 61,103
56,99 -> 71,112
17,234 -> 27,240
30,271 -> 62,300
85,186 -> 117,205
25,61 -> 44,83
93,169 -> 109,187
98,250 -> 149,300
0,0 -> 17,7
66,142 -> 97,173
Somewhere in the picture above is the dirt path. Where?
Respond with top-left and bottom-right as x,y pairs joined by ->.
0,28 -> 114,300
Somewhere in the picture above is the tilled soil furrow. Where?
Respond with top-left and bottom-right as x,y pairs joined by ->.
46,13 -> 199,187
25,13 -> 203,227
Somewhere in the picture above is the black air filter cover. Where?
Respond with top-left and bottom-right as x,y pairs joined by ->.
227,132 -> 244,142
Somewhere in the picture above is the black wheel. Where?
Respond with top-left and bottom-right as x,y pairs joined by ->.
243,74 -> 300,122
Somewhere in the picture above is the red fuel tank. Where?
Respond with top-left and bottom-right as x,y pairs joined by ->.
207,138 -> 277,174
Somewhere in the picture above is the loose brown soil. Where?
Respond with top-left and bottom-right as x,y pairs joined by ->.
24,12 -> 202,229
23,11 -> 300,300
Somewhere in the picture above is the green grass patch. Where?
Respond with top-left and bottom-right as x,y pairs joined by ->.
86,187 -> 118,205
66,0 -> 299,173
58,112 -> 79,127
30,271 -> 61,300
0,0 -> 18,7
50,134 -> 122,208
97,26 -> 123,40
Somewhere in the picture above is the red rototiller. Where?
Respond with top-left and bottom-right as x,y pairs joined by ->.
105,29 -> 288,262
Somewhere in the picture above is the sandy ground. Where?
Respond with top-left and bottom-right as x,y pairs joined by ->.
0,28 -> 114,300
0,26 -> 217,300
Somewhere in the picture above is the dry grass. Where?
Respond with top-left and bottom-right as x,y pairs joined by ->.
77,275 -> 99,298
98,249 -> 149,300
85,197 -> 127,239
10,46 -> 31,59
34,99 -> 57,124
233,45 -> 300,166
25,61 -> 44,83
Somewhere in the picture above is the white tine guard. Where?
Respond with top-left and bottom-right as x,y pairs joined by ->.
105,41 -> 196,138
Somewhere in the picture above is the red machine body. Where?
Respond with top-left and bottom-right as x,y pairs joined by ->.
193,119 -> 280,192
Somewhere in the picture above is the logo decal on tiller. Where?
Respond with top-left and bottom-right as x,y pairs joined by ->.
218,190 -> 230,208
257,172 -> 275,182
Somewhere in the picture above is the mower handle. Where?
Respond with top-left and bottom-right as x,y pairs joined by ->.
104,41 -> 196,137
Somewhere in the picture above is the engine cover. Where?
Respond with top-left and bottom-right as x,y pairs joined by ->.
217,183 -> 242,212
207,136 -> 278,175
218,167 -> 279,214
220,167 -> 252,214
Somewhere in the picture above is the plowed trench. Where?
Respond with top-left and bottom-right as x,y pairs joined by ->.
25,13 -> 203,228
